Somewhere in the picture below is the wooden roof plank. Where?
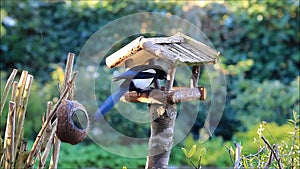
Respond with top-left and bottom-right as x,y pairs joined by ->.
147,36 -> 184,44
180,43 -> 215,62
105,33 -> 220,68
175,33 -> 220,59
106,36 -> 143,68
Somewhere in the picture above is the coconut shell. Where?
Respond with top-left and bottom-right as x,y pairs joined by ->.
56,100 -> 89,145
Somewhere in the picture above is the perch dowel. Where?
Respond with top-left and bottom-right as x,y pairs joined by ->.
120,87 -> 206,104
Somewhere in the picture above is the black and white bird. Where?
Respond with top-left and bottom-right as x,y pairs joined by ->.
94,65 -> 167,119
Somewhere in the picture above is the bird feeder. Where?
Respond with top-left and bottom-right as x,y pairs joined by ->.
105,32 -> 220,169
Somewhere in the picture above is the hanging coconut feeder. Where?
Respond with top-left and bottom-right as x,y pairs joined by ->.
56,100 -> 89,145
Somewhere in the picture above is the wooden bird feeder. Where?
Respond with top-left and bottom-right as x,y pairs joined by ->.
105,32 -> 220,169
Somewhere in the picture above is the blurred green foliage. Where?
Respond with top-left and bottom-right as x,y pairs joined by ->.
25,141 -> 185,168
202,0 -> 299,83
184,114 -> 299,167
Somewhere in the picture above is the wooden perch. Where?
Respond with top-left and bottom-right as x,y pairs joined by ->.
120,87 -> 206,104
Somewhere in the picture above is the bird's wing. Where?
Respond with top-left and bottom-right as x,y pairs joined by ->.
113,65 -> 166,81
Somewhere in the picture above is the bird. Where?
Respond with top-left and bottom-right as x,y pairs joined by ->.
94,65 -> 167,119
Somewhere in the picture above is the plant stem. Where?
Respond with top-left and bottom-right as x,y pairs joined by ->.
234,142 -> 242,169
261,136 -> 282,169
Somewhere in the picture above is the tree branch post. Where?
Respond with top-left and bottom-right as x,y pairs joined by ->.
146,64 -> 177,169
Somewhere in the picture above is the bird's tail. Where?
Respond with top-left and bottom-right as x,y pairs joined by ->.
94,87 -> 127,120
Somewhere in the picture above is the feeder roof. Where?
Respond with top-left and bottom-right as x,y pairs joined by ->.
105,32 -> 220,68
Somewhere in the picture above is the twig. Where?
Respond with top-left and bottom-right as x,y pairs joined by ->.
224,144 -> 235,165
244,146 -> 266,158
261,136 -> 282,169
188,158 -> 199,169
234,142 -> 242,169
25,72 -> 77,168
263,148 -> 274,169
0,69 -> 18,117
4,101 -> 16,169
49,136 -> 60,169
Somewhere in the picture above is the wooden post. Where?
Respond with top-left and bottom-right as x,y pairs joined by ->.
190,65 -> 200,88
146,64 -> 177,169
149,59 -> 161,89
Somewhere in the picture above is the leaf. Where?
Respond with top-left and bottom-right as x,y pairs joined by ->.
181,147 -> 188,157
187,144 -> 197,158
200,148 -> 206,156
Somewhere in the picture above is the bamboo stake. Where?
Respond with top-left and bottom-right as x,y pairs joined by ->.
40,102 -> 53,153
4,101 -> 16,169
48,53 -> 75,168
14,75 -> 33,161
15,70 -> 28,114
25,72 -> 77,168
11,82 -> 18,102
0,69 -> 18,117
15,140 -> 29,169
13,70 -> 28,153
62,52 -> 75,99
49,136 -> 60,169
38,121 -> 57,169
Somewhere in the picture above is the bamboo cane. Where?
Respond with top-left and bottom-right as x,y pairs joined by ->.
48,52 -> 75,168
38,121 -> 57,169
0,69 -> 18,117
25,72 -> 77,168
11,82 -> 18,102
4,101 -> 16,169
49,136 -> 60,169
14,75 -> 33,162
